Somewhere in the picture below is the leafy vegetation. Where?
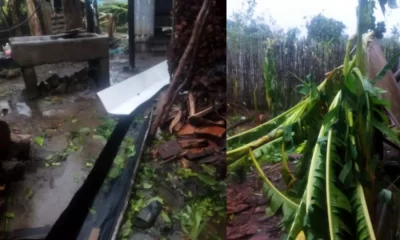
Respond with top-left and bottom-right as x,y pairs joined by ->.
228,22 -> 400,239
119,137 -> 225,240
92,117 -> 137,189
98,3 -> 128,33
263,38 -> 284,115
306,14 -> 347,44
228,0 -> 400,111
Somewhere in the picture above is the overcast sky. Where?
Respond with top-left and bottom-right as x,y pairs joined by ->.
227,0 -> 400,36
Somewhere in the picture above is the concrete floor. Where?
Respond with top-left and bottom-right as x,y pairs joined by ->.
0,53 -> 165,232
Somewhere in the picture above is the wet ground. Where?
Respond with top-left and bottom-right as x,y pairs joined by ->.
226,167 -> 284,240
0,53 -> 165,232
226,110 -> 284,240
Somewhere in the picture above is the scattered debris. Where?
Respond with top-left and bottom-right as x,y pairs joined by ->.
226,175 -> 283,240
37,67 -> 92,96
10,134 -> 31,160
177,124 -> 196,137
34,136 -> 44,147
157,140 -> 182,160
168,108 -> 182,133
186,147 -> 215,161
177,139 -> 208,149
195,126 -> 225,141
0,69 -> 21,79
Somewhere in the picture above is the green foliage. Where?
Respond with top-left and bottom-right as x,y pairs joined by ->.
357,0 -> 387,39
374,21 -> 387,39
94,117 -> 136,189
228,0 -> 273,50
98,2 -> 128,28
286,27 -> 301,45
96,117 -> 117,138
249,149 -> 299,229
0,0 -> 27,28
228,34 -> 400,239
390,24 -> 400,40
119,163 -> 157,240
306,14 -> 346,44
120,153 -> 225,240
174,198 -> 223,240
263,39 -> 284,116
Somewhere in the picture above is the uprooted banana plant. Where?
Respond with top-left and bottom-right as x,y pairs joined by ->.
227,33 -> 400,239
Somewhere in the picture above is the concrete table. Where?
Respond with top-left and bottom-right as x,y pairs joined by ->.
9,33 -> 110,99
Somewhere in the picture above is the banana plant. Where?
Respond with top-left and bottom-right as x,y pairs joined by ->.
228,0 -> 400,238
228,31 -> 400,240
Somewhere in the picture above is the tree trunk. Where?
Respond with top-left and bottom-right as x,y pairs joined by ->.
63,0 -> 82,30
26,0 -> 42,35
8,0 -> 21,36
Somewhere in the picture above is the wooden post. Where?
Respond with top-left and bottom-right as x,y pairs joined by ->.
63,0 -> 82,30
85,0 -> 94,32
128,0 -> 135,68
21,67 -> 38,100
26,0 -> 43,35
0,120 -> 11,161
39,0 -> 53,35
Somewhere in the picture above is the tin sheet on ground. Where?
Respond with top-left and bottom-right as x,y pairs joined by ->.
97,60 -> 169,115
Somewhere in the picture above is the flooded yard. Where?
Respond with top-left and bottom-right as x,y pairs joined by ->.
0,52 -> 225,240
0,54 -> 164,235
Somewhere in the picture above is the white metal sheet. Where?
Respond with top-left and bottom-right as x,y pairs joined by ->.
97,60 -> 169,115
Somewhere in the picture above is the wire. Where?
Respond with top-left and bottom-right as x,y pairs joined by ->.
0,0 -> 43,34
0,8 -> 12,37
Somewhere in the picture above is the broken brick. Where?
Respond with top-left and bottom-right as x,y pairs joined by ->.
177,124 -> 196,136
178,138 -> 208,149
186,147 -> 215,160
157,140 -> 182,159
197,155 -> 221,164
195,126 -> 225,140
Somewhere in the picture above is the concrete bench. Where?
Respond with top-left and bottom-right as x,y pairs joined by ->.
9,32 -> 110,99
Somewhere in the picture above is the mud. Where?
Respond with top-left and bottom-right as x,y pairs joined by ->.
226,170 -> 284,240
0,53 -> 165,232
227,110 -> 284,240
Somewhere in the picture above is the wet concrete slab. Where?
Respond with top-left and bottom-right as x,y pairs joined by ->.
7,152 -> 92,230
3,95 -> 106,231
0,53 -> 166,232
